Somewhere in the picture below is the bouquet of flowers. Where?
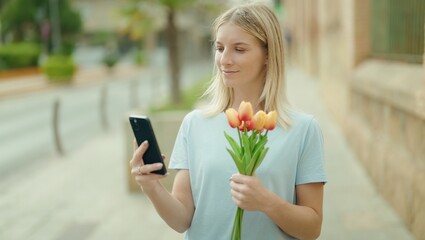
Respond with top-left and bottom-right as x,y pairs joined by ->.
224,101 -> 277,240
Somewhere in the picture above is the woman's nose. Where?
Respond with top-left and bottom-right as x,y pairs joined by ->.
220,50 -> 233,65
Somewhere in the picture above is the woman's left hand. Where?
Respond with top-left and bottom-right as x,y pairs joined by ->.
229,173 -> 271,211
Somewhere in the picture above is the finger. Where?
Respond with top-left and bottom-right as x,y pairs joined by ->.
129,139 -> 140,167
132,163 -> 163,175
231,196 -> 242,207
229,180 -> 238,191
161,154 -> 166,160
133,140 -> 149,164
134,173 -> 166,182
230,173 -> 247,183
230,188 -> 243,199
230,180 -> 245,193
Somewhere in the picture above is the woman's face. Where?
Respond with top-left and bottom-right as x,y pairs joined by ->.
215,23 -> 267,92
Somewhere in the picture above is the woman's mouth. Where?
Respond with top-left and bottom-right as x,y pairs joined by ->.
222,70 -> 238,76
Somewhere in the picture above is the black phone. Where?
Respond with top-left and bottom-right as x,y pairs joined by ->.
129,115 -> 167,175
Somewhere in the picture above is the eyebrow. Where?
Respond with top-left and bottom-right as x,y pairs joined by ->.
215,41 -> 249,46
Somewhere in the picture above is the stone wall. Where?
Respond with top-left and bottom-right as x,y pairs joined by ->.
283,0 -> 425,238
348,60 -> 425,238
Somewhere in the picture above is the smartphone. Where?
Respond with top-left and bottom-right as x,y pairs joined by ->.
129,115 -> 167,175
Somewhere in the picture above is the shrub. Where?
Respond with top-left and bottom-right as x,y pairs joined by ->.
133,50 -> 147,66
88,31 -> 116,46
102,49 -> 119,69
41,55 -> 76,83
0,42 -> 41,70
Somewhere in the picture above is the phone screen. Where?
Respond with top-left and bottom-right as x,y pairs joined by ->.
129,115 -> 167,175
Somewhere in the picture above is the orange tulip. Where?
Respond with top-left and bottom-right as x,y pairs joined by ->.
237,120 -> 253,131
225,108 -> 241,128
251,110 -> 267,131
264,111 -> 277,130
245,120 -> 254,131
238,101 -> 253,122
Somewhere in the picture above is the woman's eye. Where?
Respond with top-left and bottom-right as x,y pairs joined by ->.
216,47 -> 224,52
235,48 -> 245,53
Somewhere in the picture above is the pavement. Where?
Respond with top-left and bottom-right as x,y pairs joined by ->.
0,64 -> 142,99
0,63 -> 415,240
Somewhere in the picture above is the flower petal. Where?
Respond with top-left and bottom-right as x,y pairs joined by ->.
238,101 -> 253,122
225,108 -> 241,128
264,111 -> 277,130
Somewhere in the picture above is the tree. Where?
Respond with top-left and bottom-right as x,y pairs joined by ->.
121,0 -> 223,105
0,0 -> 82,54
161,0 -> 193,104
119,0 -> 155,64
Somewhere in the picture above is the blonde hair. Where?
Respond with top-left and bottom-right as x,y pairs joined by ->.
202,2 -> 292,128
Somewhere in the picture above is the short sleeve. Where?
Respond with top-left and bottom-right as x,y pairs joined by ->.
168,113 -> 191,170
296,117 -> 327,185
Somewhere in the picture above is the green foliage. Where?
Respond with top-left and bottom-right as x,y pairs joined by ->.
87,31 -> 117,46
41,55 -> 76,83
150,76 -> 209,112
0,0 -> 36,33
133,49 -> 146,66
158,0 -> 196,9
119,1 -> 154,41
58,0 -> 82,34
102,50 -> 119,69
0,0 -> 82,53
0,42 -> 41,70
60,39 -> 76,56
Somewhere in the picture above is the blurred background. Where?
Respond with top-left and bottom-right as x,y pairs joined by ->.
0,0 -> 423,239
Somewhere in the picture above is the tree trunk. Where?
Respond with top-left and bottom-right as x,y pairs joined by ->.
166,7 -> 181,104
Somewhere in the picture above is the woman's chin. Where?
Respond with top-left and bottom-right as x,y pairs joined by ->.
223,79 -> 238,88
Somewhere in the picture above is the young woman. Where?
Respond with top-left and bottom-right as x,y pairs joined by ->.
129,3 -> 326,239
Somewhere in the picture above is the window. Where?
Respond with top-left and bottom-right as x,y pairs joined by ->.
371,0 -> 425,63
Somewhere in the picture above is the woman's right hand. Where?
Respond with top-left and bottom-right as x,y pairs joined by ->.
129,139 -> 167,192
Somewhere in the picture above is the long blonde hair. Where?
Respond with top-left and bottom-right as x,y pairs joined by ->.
202,2 -> 292,128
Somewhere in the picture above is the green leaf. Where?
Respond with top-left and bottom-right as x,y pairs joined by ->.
249,130 -> 257,142
252,134 -> 267,154
246,140 -> 267,175
224,131 -> 241,156
226,148 -> 244,173
241,134 -> 251,167
253,147 -> 269,173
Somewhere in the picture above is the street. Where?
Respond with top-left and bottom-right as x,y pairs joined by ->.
0,47 -> 211,180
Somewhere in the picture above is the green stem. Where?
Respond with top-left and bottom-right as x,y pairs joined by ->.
237,128 -> 242,150
230,207 -> 244,240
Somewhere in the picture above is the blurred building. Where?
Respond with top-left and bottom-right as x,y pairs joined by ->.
282,0 -> 425,238
71,0 -> 219,61
72,0 -> 123,32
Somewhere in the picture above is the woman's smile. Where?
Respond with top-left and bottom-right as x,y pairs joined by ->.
222,69 -> 239,77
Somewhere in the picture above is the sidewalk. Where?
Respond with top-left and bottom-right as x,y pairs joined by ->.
0,63 -> 143,100
287,69 -> 414,240
0,67 -> 414,240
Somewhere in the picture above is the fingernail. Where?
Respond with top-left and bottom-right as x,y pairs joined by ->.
143,140 -> 148,144
154,163 -> 163,167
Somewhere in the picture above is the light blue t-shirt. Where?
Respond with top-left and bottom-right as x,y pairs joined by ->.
169,109 -> 327,240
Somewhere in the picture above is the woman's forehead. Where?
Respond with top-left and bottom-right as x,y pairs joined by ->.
215,23 -> 259,45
